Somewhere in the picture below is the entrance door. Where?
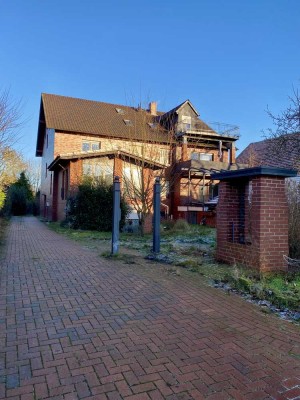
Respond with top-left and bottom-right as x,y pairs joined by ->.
188,211 -> 197,224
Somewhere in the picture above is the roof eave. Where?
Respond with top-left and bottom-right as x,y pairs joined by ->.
35,97 -> 46,157
48,150 -> 166,171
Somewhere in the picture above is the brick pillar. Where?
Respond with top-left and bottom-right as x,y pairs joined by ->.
213,167 -> 296,273
114,157 -> 123,183
254,176 -> 289,271
181,136 -> 188,161
230,143 -> 236,164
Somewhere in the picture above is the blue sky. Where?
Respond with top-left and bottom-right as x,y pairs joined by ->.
1,0 -> 300,159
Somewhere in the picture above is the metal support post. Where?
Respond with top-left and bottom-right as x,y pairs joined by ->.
153,177 -> 161,253
111,176 -> 121,255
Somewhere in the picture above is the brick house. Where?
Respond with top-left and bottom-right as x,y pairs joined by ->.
36,93 -> 242,226
236,134 -> 300,171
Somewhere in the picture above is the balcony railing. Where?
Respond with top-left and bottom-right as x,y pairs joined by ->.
177,121 -> 240,139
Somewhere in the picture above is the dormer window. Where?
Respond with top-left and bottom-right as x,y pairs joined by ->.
124,119 -> 133,126
148,122 -> 157,129
116,108 -> 125,114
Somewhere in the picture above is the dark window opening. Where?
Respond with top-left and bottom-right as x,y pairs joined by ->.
227,183 -> 246,244
61,169 -> 69,200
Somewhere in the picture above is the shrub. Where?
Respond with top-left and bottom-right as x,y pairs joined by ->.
4,172 -> 34,216
173,218 -> 190,232
0,191 -> 5,209
161,219 -> 175,232
65,178 -> 129,231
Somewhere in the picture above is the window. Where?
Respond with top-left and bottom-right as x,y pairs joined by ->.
200,153 -> 213,161
83,163 -> 92,176
82,141 -> 101,152
159,149 -> 169,164
45,163 -> 48,178
91,142 -> 100,151
191,152 -> 213,161
116,108 -> 125,114
182,115 -> 192,130
123,165 -> 141,198
124,119 -> 133,126
82,158 -> 113,184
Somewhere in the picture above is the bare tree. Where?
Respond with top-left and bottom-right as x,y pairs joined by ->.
117,108 -> 175,235
0,89 -> 26,210
267,87 -> 300,136
0,89 -> 23,150
265,87 -> 300,167
121,155 -> 169,235
25,158 -> 41,194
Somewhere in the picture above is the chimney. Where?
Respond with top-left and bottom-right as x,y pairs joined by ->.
149,101 -> 157,116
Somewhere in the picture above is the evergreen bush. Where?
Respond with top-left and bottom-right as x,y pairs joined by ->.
65,178 -> 129,231
4,172 -> 34,216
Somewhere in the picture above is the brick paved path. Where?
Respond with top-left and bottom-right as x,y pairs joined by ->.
0,217 -> 300,400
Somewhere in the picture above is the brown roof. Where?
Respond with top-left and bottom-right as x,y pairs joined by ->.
37,94 -> 171,151
36,93 -> 217,156
36,94 -> 173,156
236,134 -> 300,172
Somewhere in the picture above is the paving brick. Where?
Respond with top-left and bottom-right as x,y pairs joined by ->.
1,216 -> 300,400
283,377 -> 300,389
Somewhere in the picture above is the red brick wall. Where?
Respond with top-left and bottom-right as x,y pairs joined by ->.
216,176 -> 289,272
114,158 -> 123,182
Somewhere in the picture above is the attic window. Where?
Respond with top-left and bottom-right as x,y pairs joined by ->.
148,122 -> 157,129
182,115 -> 192,130
124,119 -> 133,126
116,108 -> 125,114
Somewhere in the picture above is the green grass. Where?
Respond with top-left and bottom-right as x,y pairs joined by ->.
223,265 -> 300,311
47,222 -> 111,241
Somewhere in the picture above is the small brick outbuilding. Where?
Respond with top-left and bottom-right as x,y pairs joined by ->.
212,167 -> 297,273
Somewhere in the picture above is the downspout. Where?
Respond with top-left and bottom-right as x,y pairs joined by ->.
202,173 -> 206,208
